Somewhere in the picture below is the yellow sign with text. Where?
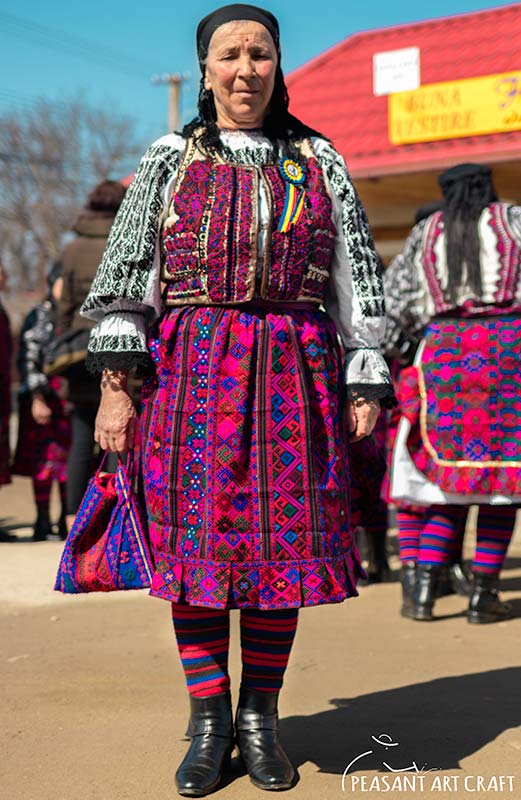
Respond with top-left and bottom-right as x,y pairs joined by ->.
389,71 -> 521,145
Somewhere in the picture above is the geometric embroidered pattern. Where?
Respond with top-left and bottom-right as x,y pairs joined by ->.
141,304 -> 364,609
401,316 -> 521,496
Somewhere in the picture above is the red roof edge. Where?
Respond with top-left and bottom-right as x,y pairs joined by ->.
351,143 -> 521,180
287,3 -> 520,85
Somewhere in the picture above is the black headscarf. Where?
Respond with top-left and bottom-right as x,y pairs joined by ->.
437,163 -> 498,304
183,3 -> 326,153
438,163 -> 494,194
197,4 -> 280,70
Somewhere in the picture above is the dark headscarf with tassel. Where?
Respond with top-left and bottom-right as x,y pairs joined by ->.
438,163 -> 498,304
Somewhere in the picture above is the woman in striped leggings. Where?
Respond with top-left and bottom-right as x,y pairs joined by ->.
385,163 -> 521,625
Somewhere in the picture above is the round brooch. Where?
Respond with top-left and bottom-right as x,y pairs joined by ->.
279,158 -> 305,185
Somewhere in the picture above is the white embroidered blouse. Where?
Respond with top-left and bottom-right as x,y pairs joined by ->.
81,129 -> 394,402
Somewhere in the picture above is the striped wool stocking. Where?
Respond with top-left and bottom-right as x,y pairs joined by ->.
33,477 -> 52,509
417,505 -> 467,566
171,605 -> 299,697
472,505 -> 516,574
396,508 -> 425,562
171,604 -> 231,697
239,608 -> 299,693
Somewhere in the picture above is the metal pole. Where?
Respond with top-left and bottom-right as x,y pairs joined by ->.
151,73 -> 184,133
168,76 -> 182,132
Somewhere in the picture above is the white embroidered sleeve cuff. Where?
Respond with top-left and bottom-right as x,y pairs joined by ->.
345,347 -> 394,402
86,311 -> 150,372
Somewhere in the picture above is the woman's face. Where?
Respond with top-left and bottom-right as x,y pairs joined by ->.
204,20 -> 278,130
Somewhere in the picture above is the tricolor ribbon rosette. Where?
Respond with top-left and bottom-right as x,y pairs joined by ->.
277,158 -> 306,233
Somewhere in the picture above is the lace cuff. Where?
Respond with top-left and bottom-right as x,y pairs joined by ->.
347,383 -> 397,408
86,350 -> 152,374
345,348 -> 397,408
86,311 -> 150,373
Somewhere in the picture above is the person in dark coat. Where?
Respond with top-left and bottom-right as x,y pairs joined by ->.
55,180 -> 127,531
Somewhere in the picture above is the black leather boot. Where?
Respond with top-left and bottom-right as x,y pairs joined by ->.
32,509 -> 52,542
412,564 -> 442,620
175,691 -> 234,797
435,565 -> 454,598
235,687 -> 295,790
467,572 -> 512,624
364,529 -> 390,584
449,560 -> 472,597
57,512 -> 68,541
400,560 -> 417,618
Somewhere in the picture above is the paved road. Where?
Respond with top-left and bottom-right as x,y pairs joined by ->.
1,476 -> 520,800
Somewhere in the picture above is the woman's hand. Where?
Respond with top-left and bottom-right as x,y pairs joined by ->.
95,370 -> 137,453
347,398 -> 381,442
31,394 -> 52,425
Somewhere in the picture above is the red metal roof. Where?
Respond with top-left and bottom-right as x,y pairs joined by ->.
286,3 -> 521,178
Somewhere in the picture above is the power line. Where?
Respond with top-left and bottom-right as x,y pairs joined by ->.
0,11 -> 160,81
0,10 -> 158,72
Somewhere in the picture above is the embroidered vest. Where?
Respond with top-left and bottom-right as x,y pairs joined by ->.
422,203 -> 521,316
160,137 -> 336,305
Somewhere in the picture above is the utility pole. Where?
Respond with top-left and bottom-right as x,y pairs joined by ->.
151,73 -> 186,132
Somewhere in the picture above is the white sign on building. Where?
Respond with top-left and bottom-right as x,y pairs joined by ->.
373,46 -> 421,96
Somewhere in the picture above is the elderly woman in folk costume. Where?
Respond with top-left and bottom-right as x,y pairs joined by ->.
80,4 -> 395,795
385,163 -> 521,625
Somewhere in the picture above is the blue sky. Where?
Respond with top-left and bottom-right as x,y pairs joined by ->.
0,0 -> 515,147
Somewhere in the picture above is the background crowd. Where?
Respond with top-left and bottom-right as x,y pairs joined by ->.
0,179 -> 126,541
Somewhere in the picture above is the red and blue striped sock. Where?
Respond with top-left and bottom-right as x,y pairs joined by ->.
418,505 -> 466,566
239,608 -> 299,693
396,508 -> 425,562
472,506 -> 516,574
33,477 -> 52,508
171,603 -> 230,697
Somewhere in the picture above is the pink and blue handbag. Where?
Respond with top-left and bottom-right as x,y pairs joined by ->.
54,454 -> 154,593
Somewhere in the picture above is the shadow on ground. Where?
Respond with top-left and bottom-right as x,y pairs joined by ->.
0,517 -> 64,542
281,667 -> 521,775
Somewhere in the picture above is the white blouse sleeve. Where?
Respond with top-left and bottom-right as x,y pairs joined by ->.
312,137 -> 395,405
383,220 -> 431,362
81,133 -> 185,372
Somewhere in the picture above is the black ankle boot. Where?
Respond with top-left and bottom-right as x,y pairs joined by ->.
175,691 -> 234,797
412,564 -> 442,620
450,561 -> 472,597
235,687 -> 295,790
435,565 -> 454,598
57,513 -> 68,541
32,511 -> 52,542
364,529 -> 390,584
400,560 -> 417,618
467,572 -> 512,624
